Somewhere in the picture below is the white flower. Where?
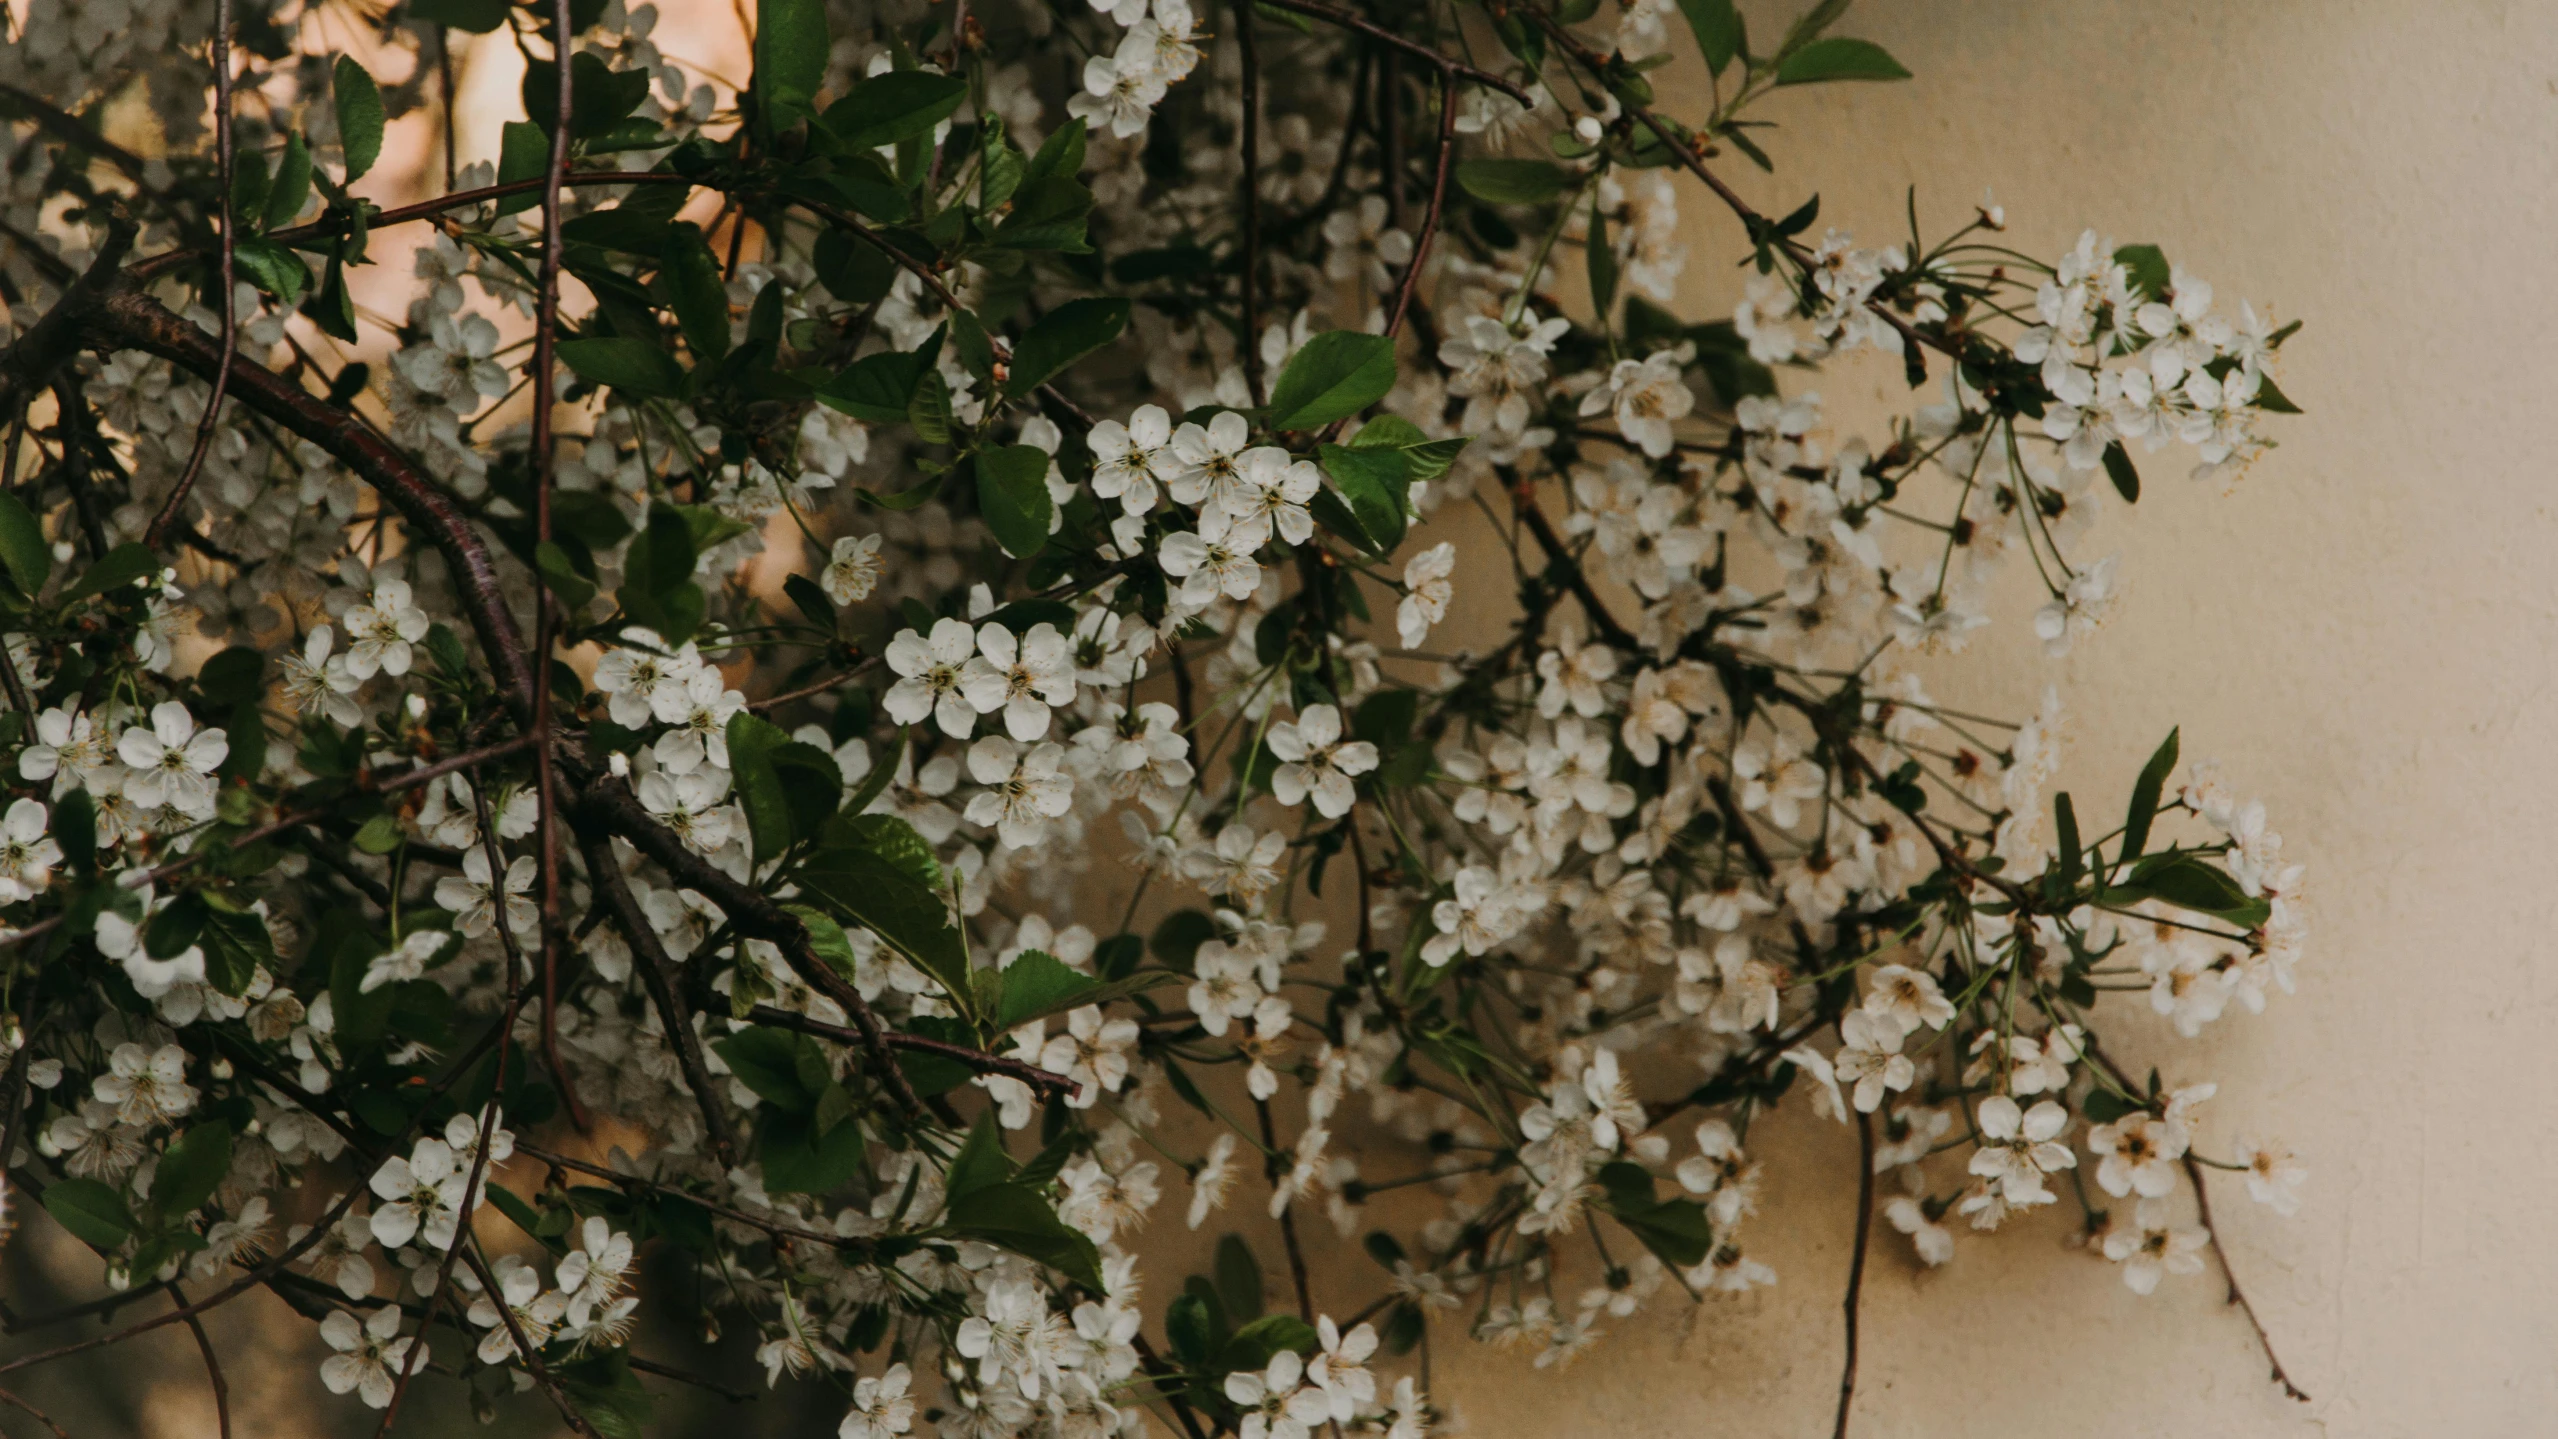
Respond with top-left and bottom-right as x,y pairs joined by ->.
821,534 -> 884,605
1832,1010 -> 1915,1113
1039,1004 -> 1138,1107
839,1362 -> 916,1439
649,665 -> 746,774
115,702 -> 228,815
342,580 -> 430,680
319,1305 -> 419,1409
280,625 -> 365,727
2088,1110 -> 2187,1199
1188,1132 -> 1240,1228
638,768 -> 737,855
592,629 -> 702,728
1966,1095 -> 2076,1210
20,706 -> 116,796
963,736 -> 1075,848
394,311 -> 507,409
1219,446 -> 1321,551
2101,1197 -> 2209,1295
1226,1348 -> 1332,1439
360,930 -> 448,993
1266,704 -> 1378,819
2234,1136 -> 2307,1216
1321,194 -> 1414,291
434,846 -> 538,939
0,798 -> 61,902
1157,507 -> 1264,605
883,618 -> 981,738
1090,404 -> 1173,515
1066,51 -> 1166,139
1397,541 -> 1455,649
1578,352 -> 1693,458
368,1136 -> 469,1250
1884,1194 -> 1954,1266
93,1042 -> 196,1125
1166,410 -> 1253,513
959,622 -> 1077,741
1440,311 -> 1566,437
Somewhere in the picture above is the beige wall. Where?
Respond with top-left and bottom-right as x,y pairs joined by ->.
1422,3 -> 2558,1435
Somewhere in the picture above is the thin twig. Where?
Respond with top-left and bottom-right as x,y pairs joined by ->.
164,1281 -> 234,1439
456,1241 -> 602,1437
1252,0 -> 1530,103
2182,1154 -> 2312,1402
1833,1109 -> 1874,1439
1232,0 -> 1264,405
747,1004 -> 1078,1097
579,825 -> 741,1165
1256,1098 -> 1315,1322
1383,76 -> 1458,340
144,0 -> 234,551
0,1385 -> 69,1439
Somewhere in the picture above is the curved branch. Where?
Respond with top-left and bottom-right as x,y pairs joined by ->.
747,1004 -> 1078,1098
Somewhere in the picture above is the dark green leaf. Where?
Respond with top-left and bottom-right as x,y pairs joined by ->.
58,543 -> 159,606
42,1178 -> 134,1250
715,1028 -> 820,1112
1267,331 -> 1396,430
150,1123 -> 233,1216
2055,791 -> 2083,889
1677,0 -> 1743,73
617,504 -> 705,644
494,120 -> 549,215
1455,159 -> 1572,206
813,227 -> 897,305
1774,36 -> 1910,84
231,237 -> 309,305
725,710 -> 801,862
759,1106 -> 869,1194
944,1108 -> 1016,1202
1214,1234 -> 1264,1321
2119,727 -> 2179,864
659,222 -> 730,361
1218,1314 -> 1318,1371
1005,297 -> 1130,398
820,70 -> 968,151
559,336 -> 685,400
1587,197 -> 1619,323
2114,243 -> 2171,303
2102,441 -> 2141,503
409,0 -> 511,31
799,843 -> 968,1000
976,445 -> 1055,559
0,489 -> 51,598
757,0 -> 832,127
332,57 -> 386,180
989,175 -> 1094,252
942,1183 -> 1105,1290
263,133 -> 313,232
535,540 -> 597,612
1316,442 -> 1410,556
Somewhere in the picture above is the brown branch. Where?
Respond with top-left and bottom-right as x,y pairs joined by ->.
145,0 -> 234,551
1233,0 -> 1265,405
578,825 -> 742,1165
455,1241 -> 602,1437
87,289 -> 537,714
1383,75 -> 1459,340
1254,0 -> 1531,103
1833,1109 -> 1874,1439
0,84 -> 159,197
530,0 -> 580,1156
511,1143 -> 866,1251
164,1281 -> 234,1439
574,777 -> 928,1117
1256,1098 -> 1315,1322
1506,474 -> 1634,648
2182,1154 -> 2312,1403
0,1385 -> 69,1439
746,1004 -> 1079,1098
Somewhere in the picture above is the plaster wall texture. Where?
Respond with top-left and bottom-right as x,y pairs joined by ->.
1419,3 -> 2557,1435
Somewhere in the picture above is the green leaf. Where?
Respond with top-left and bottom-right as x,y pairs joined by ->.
976,445 -> 1055,559
231,237 -> 309,306
58,542 -> 159,606
2114,243 -> 2171,303
822,347 -> 935,423
1022,118 -> 1087,187
617,505 -> 705,645
1774,36 -> 1910,84
559,336 -> 686,400
1267,331 -> 1396,430
659,222 -> 730,361
1215,1234 -> 1265,1321
943,1183 -> 1105,1290
1005,297 -> 1129,398
820,70 -> 968,151
53,788 -> 94,875
1347,415 -> 1466,482
943,1107 -> 1016,1203
989,176 -> 1095,253
1219,1314 -> 1319,1371
1316,442 -> 1411,556
1677,0 -> 1743,73
715,1028 -> 820,1112
523,53 -> 653,140
757,0 -> 833,127
150,1123 -> 234,1217
334,57 -> 385,180
199,900 -> 273,996
263,133 -> 313,232
759,1106 -> 869,1194
798,842 -> 969,1001
42,1178 -> 134,1250
2114,854 -> 2269,927
2102,441 -> 2141,504
2119,727 -> 2179,864
813,227 -> 897,305
2054,791 -> 2083,889
197,646 -> 265,707
535,540 -> 597,613
0,489 -> 50,598
725,710 -> 801,862
494,121 -> 549,216
1587,196 -> 1619,323
826,812 -> 942,894
1454,158 -> 1573,206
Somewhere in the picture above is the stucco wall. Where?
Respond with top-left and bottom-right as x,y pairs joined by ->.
1420,3 -> 2555,1435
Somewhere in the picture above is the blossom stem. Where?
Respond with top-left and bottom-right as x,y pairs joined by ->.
143,0 -> 232,552
1833,1109 -> 1874,1439
2182,1154 -> 2312,1402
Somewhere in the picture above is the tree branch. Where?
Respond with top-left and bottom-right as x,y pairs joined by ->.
746,1004 -> 1078,1098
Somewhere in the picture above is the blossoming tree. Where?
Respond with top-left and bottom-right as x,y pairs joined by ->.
0,0 -> 2313,1432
